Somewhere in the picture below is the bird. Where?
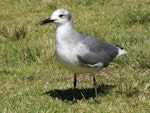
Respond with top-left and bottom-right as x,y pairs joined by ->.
41,8 -> 127,104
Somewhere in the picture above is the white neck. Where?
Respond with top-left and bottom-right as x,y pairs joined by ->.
56,21 -> 73,39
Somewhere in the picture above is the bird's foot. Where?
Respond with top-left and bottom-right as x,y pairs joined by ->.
71,97 -> 77,104
94,97 -> 100,104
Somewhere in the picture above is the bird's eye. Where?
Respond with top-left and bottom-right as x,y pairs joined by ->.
59,14 -> 64,18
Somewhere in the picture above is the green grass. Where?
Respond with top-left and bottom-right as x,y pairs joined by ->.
0,0 -> 150,112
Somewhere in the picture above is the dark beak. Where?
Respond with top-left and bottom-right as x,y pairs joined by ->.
41,18 -> 54,25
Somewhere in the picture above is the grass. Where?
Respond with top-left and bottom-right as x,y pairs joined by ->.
0,0 -> 150,112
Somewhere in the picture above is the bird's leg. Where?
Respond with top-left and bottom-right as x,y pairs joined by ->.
72,74 -> 77,104
93,75 -> 99,103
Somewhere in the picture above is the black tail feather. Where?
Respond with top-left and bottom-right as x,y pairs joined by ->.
115,45 -> 124,49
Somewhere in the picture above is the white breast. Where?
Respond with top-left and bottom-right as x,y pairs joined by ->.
56,37 -> 91,73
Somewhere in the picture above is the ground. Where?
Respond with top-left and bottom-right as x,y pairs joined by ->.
0,0 -> 150,112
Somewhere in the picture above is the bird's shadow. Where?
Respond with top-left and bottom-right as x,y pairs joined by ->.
43,84 -> 116,101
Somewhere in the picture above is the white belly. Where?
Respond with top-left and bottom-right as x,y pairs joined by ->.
55,41 -> 94,74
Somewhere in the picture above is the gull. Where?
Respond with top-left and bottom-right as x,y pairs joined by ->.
41,9 -> 127,103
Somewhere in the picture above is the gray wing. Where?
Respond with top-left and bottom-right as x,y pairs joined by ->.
76,33 -> 119,67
